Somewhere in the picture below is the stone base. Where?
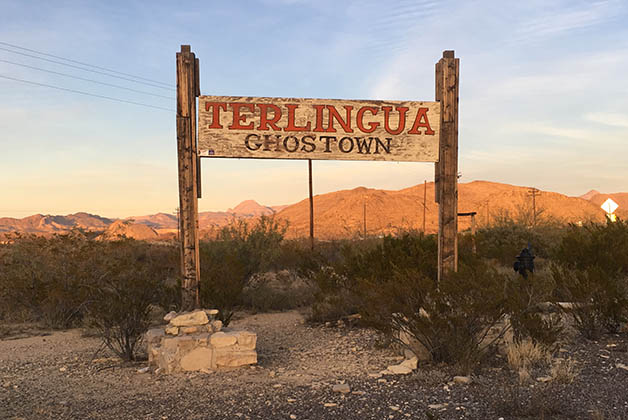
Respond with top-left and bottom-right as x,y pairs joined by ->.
145,310 -> 257,374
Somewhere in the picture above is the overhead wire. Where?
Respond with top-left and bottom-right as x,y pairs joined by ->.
0,58 -> 174,100
0,74 -> 173,112
0,41 -> 172,88
0,46 -> 175,91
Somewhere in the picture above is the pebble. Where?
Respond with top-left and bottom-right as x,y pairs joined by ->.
290,415 -> 297,419
323,403 -> 337,407
616,363 -> 628,371
137,367 -> 150,374
390,405 -> 400,411
453,376 -> 471,385
332,383 -> 351,393
59,367 -> 67,372
428,403 -> 448,410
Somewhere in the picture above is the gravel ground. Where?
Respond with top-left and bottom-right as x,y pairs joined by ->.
2,311 -> 628,420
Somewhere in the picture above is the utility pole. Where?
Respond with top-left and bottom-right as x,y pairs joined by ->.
308,159 -> 314,250
422,180 -> 427,233
363,199 -> 367,239
528,187 -> 540,227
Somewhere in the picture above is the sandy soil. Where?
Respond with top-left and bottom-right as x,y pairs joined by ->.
2,311 -> 628,419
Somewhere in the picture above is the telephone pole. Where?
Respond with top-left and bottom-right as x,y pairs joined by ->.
528,187 -> 540,227
422,180 -> 427,233
363,200 -> 367,238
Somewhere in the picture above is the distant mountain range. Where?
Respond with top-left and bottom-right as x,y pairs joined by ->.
1,181 -> 626,240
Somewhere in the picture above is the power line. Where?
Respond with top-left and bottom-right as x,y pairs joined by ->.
0,74 -> 173,112
0,46 -> 175,91
0,59 -> 174,100
0,41 -> 172,88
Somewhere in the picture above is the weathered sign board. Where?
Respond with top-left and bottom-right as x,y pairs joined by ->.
176,45 -> 459,310
198,96 -> 440,162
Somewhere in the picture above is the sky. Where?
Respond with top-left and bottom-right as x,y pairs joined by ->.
1,0 -> 627,218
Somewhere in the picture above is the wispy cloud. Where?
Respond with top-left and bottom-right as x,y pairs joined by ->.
512,0 -> 622,44
585,112 -> 628,128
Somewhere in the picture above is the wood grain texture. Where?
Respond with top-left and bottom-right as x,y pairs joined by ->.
436,50 -> 460,282
176,45 -> 200,310
198,96 -> 440,162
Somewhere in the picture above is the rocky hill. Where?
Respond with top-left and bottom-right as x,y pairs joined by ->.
2,183 -> 625,241
275,181 -> 623,239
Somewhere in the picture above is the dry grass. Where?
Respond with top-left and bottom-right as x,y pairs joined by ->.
550,357 -> 579,384
517,367 -> 532,384
506,338 -> 551,371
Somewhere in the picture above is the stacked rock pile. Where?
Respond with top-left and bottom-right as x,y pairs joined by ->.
145,309 -> 257,374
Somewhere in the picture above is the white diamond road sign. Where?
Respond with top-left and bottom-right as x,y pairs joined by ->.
601,198 -> 619,214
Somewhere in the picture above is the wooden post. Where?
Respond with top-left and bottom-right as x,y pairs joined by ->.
471,213 -> 477,254
422,180 -> 427,233
363,200 -> 367,238
176,45 -> 201,310
308,159 -> 314,250
435,50 -> 459,283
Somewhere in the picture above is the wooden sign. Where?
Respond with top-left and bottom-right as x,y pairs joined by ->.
198,96 -> 440,162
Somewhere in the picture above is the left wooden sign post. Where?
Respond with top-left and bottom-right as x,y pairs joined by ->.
176,45 -> 201,310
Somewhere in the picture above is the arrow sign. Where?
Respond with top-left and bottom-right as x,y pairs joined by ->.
601,198 -> 619,214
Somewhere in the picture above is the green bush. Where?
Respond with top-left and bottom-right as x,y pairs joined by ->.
386,260 -> 509,372
475,218 -> 565,267
505,272 -> 563,349
0,232 -> 97,328
0,233 -> 179,360
307,234 -> 437,323
86,239 -> 179,361
241,270 -> 316,313
552,220 -> 628,338
199,215 -> 288,325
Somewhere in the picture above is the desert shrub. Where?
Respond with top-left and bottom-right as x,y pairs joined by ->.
241,270 -> 316,312
199,215 -> 287,325
506,339 -> 551,373
390,260 -> 509,372
504,272 -> 563,349
307,234 -> 436,323
552,219 -> 628,275
348,247 -> 508,372
550,357 -> 579,384
309,266 -> 360,323
474,218 -> 564,267
86,239 -> 179,361
552,220 -> 628,338
0,232 -> 97,328
0,233 -> 179,359
552,265 -> 626,339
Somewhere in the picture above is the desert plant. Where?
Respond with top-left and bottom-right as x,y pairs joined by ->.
505,272 -> 563,349
307,233 -> 437,323
241,270 -> 315,312
550,357 -> 579,384
552,264 -> 627,339
0,232 -> 97,328
86,239 -> 179,361
355,255 -> 509,372
199,215 -> 288,325
474,216 -> 565,267
506,338 -> 551,372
